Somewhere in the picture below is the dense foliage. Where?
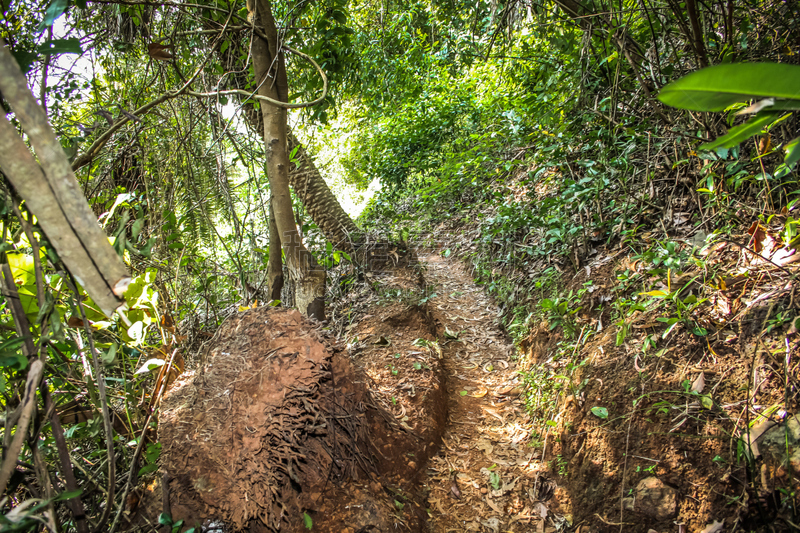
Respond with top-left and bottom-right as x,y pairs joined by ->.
0,0 -> 799,528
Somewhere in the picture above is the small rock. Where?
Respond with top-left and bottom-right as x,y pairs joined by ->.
622,477 -> 677,520
758,415 -> 800,471
480,487 -> 488,494
407,461 -> 416,470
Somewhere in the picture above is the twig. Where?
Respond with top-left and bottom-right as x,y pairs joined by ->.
720,238 -> 798,278
0,359 -> 44,494
185,45 -> 328,110
594,513 -> 635,526
109,347 -> 180,533
66,275 -> 116,533
42,385 -> 90,533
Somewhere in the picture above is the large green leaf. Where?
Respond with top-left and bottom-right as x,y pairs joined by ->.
659,63 -> 800,112
698,112 -> 781,151
785,137 -> 800,167
38,38 -> 82,55
37,0 -> 69,32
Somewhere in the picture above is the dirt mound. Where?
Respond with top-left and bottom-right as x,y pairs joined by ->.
348,302 -> 447,481
157,307 -> 407,532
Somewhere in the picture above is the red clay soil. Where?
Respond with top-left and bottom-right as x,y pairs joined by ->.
154,306 -> 427,532
138,230 -> 800,533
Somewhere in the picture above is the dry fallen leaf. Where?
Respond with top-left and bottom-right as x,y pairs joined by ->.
690,372 -> 705,394
147,42 -> 174,61
449,473 -> 461,499
699,520 -> 724,533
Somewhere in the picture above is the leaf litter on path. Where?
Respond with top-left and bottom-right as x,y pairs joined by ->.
419,252 -> 560,533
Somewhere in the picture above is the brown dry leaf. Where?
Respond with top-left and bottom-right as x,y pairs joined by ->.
758,133 -> 772,155
485,496 -> 503,514
147,42 -> 174,61
699,520 -> 724,533
67,315 -> 85,328
450,473 -> 461,499
161,313 -> 176,332
471,389 -> 488,398
747,221 -> 768,253
690,372 -> 705,394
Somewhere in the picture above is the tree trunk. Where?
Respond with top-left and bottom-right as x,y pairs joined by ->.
249,0 -> 325,320
243,107 -> 358,254
286,131 -> 361,253
267,193 -> 284,301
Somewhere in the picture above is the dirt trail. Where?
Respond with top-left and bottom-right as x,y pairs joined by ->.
418,253 -> 560,533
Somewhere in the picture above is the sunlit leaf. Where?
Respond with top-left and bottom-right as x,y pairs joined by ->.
699,113 -> 785,151
590,406 -> 608,419
785,137 -> 800,167
38,0 -> 69,32
658,63 -> 800,112
640,290 -> 668,298
135,358 -> 165,375
700,395 -> 714,409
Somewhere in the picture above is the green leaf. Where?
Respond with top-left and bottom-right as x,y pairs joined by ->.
0,352 -> 28,369
11,47 -> 38,73
134,358 -> 164,375
38,38 -> 82,55
38,0 -> 69,32
699,113 -> 783,151
53,489 -> 83,501
590,406 -> 608,419
101,343 -> 118,365
700,395 -> 714,409
785,137 -> 800,167
138,463 -> 159,476
138,237 -> 157,258
0,336 -> 28,353
158,513 -> 173,527
658,63 -> 800,112
303,512 -> 313,530
131,218 -> 144,240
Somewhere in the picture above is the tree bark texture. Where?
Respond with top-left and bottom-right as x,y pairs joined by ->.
249,0 -> 325,320
0,40 -> 129,317
286,130 -> 361,253
267,194 -> 284,301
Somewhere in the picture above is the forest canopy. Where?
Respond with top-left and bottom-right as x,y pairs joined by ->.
0,0 -> 799,529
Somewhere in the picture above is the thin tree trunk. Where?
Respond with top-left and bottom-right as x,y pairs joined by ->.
250,0 -> 325,320
685,0 -> 708,68
216,34 -> 360,254
286,131 -> 361,253
267,193 -> 284,301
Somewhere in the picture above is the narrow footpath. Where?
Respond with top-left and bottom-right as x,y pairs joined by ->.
419,253 -> 563,533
